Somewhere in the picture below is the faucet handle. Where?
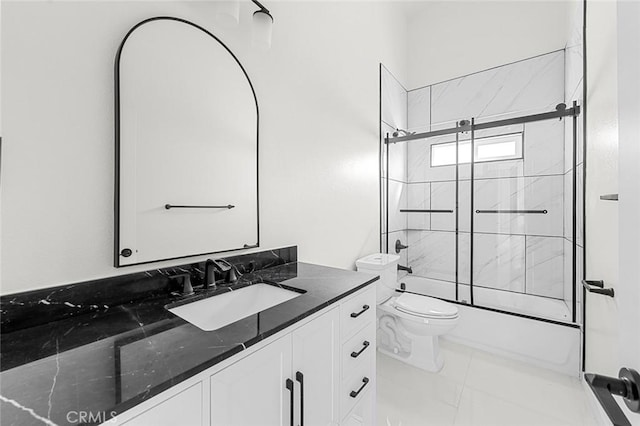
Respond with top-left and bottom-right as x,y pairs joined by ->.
206,259 -> 238,285
217,259 -> 239,284
169,273 -> 194,296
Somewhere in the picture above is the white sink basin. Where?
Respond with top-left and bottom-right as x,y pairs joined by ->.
168,283 -> 302,331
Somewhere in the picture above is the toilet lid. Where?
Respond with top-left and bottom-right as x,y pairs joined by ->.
395,293 -> 459,318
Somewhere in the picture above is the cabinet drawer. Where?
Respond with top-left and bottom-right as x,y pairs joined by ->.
340,353 -> 374,420
341,386 -> 374,426
340,286 -> 375,340
341,323 -> 375,380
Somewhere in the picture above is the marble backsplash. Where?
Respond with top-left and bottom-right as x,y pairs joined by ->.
0,247 -> 297,334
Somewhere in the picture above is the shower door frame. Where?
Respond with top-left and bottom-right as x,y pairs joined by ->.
384,102 -> 582,327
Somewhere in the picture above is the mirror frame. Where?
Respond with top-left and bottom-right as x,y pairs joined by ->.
114,16 -> 260,267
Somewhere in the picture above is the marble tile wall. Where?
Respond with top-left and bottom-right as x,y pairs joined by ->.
383,178 -> 407,233
380,66 -> 409,256
382,66 -> 408,131
408,230 -> 456,282
402,51 -> 571,304
526,237 -> 565,298
406,182 -> 431,230
429,50 -> 565,130
407,121 -> 564,184
430,180 -> 471,232
524,119 -> 565,177
562,0 -> 584,316
408,230 -> 565,296
407,86 -> 431,133
473,175 -> 564,237
382,123 -> 407,182
563,238 -> 574,309
407,230 -> 566,299
471,233 -> 526,293
383,230 -> 409,279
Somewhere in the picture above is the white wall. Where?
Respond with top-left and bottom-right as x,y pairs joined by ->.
585,1 -> 640,424
0,1 -> 408,294
584,0 -> 620,377
616,0 -> 640,378
406,1 -> 570,89
617,1 -> 640,423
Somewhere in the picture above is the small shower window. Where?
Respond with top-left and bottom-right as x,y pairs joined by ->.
430,133 -> 523,167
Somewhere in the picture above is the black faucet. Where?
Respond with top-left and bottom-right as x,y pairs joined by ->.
398,264 -> 413,274
204,259 -> 238,288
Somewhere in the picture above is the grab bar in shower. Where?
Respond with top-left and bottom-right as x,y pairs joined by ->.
582,279 -> 615,297
475,209 -> 547,214
400,209 -> 454,213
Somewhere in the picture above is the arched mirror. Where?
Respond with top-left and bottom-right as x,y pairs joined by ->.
115,17 -> 259,267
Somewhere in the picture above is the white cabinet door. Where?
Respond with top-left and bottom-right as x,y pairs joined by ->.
210,335 -> 292,426
122,382 -> 203,426
292,308 -> 340,426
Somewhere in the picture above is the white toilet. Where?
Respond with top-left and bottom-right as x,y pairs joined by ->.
356,253 -> 459,372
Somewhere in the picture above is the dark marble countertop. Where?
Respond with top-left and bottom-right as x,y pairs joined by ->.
0,262 -> 378,426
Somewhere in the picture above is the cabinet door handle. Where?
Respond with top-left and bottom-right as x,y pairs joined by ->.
350,341 -> 370,358
286,378 -> 294,426
349,377 -> 370,398
295,372 -> 304,426
350,305 -> 370,318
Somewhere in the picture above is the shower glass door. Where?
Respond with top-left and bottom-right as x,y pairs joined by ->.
393,127 -> 469,304
380,48 -> 582,325
468,116 -> 575,323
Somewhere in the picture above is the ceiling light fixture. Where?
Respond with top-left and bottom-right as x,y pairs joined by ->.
250,0 -> 273,50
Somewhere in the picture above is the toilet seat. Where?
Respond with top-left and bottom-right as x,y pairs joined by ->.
394,293 -> 458,319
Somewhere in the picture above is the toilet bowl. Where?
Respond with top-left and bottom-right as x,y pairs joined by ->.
356,253 -> 459,373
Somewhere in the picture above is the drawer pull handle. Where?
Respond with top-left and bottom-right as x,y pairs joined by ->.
349,377 -> 370,398
350,305 -> 370,318
350,341 -> 370,358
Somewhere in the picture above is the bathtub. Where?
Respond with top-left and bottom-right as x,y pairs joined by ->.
397,275 -> 582,377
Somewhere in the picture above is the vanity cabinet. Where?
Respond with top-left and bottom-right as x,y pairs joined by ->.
121,383 -> 204,426
115,286 -> 375,426
291,306 -> 340,425
339,287 -> 376,424
210,307 -> 339,426
210,334 -> 293,425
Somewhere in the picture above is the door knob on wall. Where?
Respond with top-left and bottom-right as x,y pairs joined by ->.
585,367 -> 640,426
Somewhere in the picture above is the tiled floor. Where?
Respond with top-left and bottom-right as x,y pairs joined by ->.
377,339 -> 598,426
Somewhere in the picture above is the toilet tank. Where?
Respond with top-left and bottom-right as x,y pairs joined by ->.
356,253 -> 400,303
